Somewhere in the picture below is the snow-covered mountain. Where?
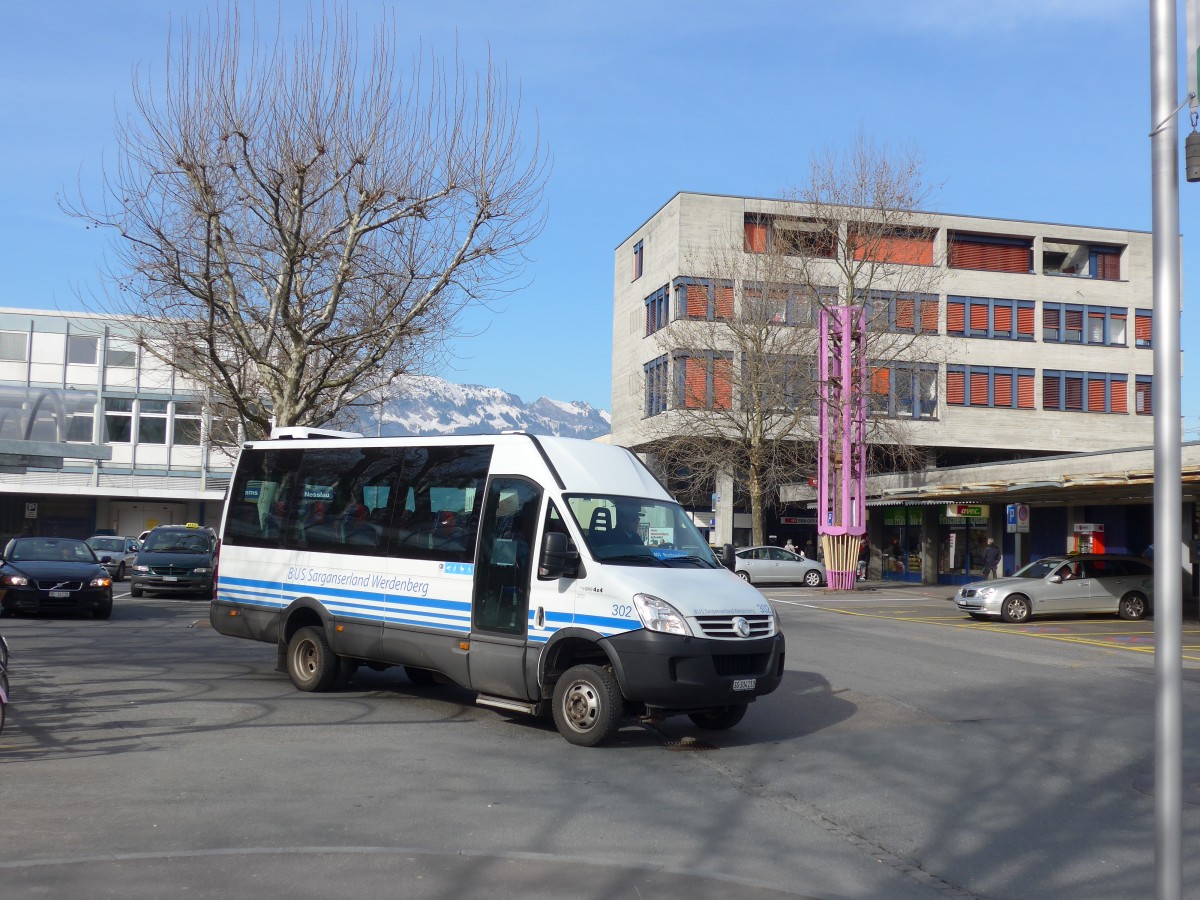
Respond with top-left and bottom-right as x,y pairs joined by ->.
353,376 -> 612,440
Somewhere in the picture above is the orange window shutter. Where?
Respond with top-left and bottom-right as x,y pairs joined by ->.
993,305 -> 1013,334
871,366 -> 891,394
1135,313 -> 1152,342
969,303 -> 988,333
1017,374 -> 1034,408
947,371 -> 966,405
715,286 -> 734,318
895,299 -> 915,330
993,373 -> 1013,406
684,357 -> 705,407
1017,306 -> 1034,336
744,222 -> 766,254
1088,378 -> 1106,411
947,302 -> 966,333
713,357 -> 732,408
921,298 -> 939,333
686,284 -> 708,318
1110,379 -> 1128,413
969,372 -> 989,405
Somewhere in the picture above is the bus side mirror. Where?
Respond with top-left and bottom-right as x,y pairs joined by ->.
721,543 -> 736,571
539,531 -> 579,580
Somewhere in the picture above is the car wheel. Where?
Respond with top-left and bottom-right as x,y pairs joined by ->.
736,570 -> 751,583
688,704 -> 748,731
803,569 -> 822,587
1000,594 -> 1032,624
1118,591 -> 1148,621
287,626 -> 340,692
115,563 -> 125,582
552,664 -> 623,747
130,585 -> 143,598
405,666 -> 437,686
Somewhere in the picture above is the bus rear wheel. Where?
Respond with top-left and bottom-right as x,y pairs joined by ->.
287,626 -> 339,692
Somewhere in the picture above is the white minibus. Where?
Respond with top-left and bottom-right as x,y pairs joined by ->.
210,431 -> 785,745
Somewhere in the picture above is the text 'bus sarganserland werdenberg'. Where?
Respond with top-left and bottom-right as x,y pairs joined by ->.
210,429 -> 784,746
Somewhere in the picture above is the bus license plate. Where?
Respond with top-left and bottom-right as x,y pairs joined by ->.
732,678 -> 756,692
49,591 -> 70,598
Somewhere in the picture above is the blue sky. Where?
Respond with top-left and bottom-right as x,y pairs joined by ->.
1,0 -> 1196,427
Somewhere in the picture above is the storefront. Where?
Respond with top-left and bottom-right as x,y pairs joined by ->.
939,503 -> 991,586
880,506 -> 923,583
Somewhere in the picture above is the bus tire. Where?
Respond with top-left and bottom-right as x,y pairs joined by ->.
552,664 -> 623,747
287,626 -> 339,692
688,704 -> 747,730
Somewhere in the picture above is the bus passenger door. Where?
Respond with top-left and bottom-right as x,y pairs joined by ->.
469,477 -> 541,700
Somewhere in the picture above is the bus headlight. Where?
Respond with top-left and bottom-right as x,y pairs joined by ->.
632,593 -> 691,636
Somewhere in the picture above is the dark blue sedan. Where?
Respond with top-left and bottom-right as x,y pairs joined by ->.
0,538 -> 114,619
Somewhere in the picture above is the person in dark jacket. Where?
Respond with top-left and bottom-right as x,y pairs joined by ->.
981,537 -> 1001,580
857,537 -> 869,581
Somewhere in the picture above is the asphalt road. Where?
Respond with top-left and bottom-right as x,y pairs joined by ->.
2,582 -> 1200,899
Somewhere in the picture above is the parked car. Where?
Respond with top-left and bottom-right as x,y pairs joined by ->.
0,537 -> 113,619
130,524 -> 218,598
85,535 -> 141,581
955,553 -> 1154,623
734,546 -> 826,587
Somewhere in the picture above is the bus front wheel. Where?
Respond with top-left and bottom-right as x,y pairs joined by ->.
287,626 -> 339,692
552,664 -> 623,747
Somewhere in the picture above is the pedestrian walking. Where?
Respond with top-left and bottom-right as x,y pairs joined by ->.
981,537 -> 1001,580
857,537 -> 869,581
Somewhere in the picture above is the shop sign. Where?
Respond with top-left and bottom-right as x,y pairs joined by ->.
947,503 -> 987,519
1073,523 -> 1104,534
780,516 -> 816,525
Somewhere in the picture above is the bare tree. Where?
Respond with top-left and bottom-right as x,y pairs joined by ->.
647,137 -> 943,545
64,5 -> 546,438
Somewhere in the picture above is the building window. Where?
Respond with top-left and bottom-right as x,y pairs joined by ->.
106,339 -> 137,368
1043,371 -> 1128,413
674,278 -> 733,321
67,335 -> 98,365
632,240 -> 644,281
644,355 -> 669,417
1135,310 -> 1152,348
743,283 -> 820,326
848,226 -> 935,266
948,232 -> 1033,274
173,401 -> 203,445
1135,376 -> 1152,415
138,399 -> 168,444
870,292 -> 940,334
946,296 -> 1035,340
104,397 -> 133,443
645,285 -> 669,335
1043,303 -> 1125,346
1042,241 -> 1122,280
743,214 -> 835,258
0,331 -> 27,362
946,366 -> 1034,409
870,363 -> 938,418
66,411 -> 94,443
674,351 -> 732,410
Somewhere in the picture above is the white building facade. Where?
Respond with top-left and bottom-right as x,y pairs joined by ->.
611,193 -> 1158,582
0,309 -> 233,539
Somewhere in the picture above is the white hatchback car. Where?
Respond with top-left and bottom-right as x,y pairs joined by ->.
734,546 -> 826,587
955,554 -> 1154,623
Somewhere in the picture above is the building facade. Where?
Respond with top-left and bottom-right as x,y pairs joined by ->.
611,193 -> 1158,583
0,309 -> 233,540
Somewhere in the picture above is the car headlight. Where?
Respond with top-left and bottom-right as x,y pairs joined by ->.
133,565 -> 149,573
632,593 -> 691,636
90,576 -> 112,588
2,574 -> 28,587
977,587 -> 997,600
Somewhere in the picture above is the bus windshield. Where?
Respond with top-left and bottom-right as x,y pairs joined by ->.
564,494 -> 719,568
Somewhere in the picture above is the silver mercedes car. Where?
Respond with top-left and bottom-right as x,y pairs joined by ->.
955,554 -> 1154,623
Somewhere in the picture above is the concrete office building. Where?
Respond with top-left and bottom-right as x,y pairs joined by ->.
0,309 -> 233,540
611,192 -> 1159,584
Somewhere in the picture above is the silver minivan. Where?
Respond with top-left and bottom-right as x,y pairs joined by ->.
955,554 -> 1154,623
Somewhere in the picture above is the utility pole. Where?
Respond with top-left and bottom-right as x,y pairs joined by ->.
1150,1 -> 1183,896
